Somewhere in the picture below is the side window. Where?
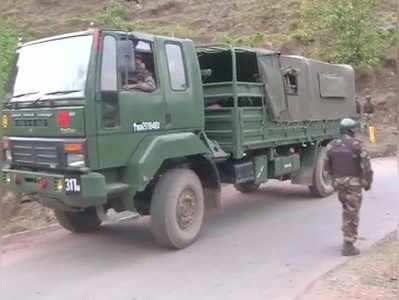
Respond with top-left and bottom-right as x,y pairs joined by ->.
120,39 -> 157,93
101,36 -> 117,91
165,43 -> 187,91
101,36 -> 119,128
283,68 -> 298,95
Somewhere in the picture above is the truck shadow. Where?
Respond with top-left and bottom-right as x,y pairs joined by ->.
254,183 -> 315,200
66,183 -> 323,251
4,183 -> 332,273
204,184 -> 331,231
76,183 -> 323,252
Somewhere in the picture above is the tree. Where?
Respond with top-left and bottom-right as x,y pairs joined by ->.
300,0 -> 386,69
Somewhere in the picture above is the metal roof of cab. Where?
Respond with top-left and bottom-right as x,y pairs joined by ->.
20,29 -> 192,48
21,29 -> 98,48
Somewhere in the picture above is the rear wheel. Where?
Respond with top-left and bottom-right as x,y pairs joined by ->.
150,168 -> 205,249
234,181 -> 260,193
309,146 -> 334,197
54,206 -> 102,233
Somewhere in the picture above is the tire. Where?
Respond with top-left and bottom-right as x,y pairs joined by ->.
150,168 -> 204,249
54,206 -> 102,233
234,181 -> 260,193
309,146 -> 334,197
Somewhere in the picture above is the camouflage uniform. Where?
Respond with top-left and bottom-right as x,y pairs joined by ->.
126,67 -> 156,92
325,135 -> 373,244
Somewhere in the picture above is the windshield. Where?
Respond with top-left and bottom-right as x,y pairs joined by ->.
11,35 -> 93,101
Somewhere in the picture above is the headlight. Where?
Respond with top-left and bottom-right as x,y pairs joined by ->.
2,137 -> 11,161
5,149 -> 12,161
3,172 -> 11,184
66,154 -> 86,168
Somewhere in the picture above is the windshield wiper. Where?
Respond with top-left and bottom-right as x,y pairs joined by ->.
24,90 -> 83,108
12,91 -> 41,98
43,89 -> 82,96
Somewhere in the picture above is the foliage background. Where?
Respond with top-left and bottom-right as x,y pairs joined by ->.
296,0 -> 395,70
0,0 -> 396,96
0,20 -> 21,98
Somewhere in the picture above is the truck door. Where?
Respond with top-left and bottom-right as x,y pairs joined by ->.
96,34 -> 164,169
156,38 -> 203,130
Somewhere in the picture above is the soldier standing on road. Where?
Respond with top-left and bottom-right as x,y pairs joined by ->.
363,95 -> 375,127
355,96 -> 361,116
325,118 -> 374,256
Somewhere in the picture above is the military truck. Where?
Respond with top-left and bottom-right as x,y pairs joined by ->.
0,29 -> 356,249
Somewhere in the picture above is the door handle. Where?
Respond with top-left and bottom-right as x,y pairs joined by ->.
165,113 -> 172,124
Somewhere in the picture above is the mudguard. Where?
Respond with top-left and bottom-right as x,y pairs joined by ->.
124,132 -> 211,193
291,142 -> 321,185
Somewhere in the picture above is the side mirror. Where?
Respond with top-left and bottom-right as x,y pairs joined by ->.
118,39 -> 135,75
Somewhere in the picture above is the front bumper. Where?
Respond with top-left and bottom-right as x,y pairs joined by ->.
0,167 -> 107,208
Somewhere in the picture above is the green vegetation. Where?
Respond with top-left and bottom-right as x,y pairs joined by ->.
297,0 -> 392,69
0,20 -> 20,97
0,0 -> 396,93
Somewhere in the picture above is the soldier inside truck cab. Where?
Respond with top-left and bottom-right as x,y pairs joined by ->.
124,53 -> 156,92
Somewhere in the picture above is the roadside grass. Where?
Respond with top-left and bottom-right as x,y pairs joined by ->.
301,233 -> 399,300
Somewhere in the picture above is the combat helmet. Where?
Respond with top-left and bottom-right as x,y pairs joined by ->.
339,118 -> 358,135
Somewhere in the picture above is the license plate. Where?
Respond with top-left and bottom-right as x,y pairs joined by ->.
64,177 -> 81,194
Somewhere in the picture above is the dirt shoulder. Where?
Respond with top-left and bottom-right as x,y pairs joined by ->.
298,232 -> 399,300
0,190 -> 55,236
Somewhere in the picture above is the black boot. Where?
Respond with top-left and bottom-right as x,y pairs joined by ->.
342,241 -> 360,256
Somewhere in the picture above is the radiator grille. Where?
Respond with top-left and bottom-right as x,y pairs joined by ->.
11,140 -> 60,168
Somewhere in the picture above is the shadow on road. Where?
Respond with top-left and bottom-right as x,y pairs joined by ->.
3,182 -> 327,271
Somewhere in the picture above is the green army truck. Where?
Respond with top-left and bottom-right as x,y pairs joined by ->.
0,29 -> 356,248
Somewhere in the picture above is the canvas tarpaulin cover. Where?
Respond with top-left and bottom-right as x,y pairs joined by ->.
258,53 -> 356,122
257,53 -> 288,120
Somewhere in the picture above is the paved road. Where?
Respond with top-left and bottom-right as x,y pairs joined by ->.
1,158 -> 398,300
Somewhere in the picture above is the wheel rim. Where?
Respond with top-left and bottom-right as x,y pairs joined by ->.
176,188 -> 197,231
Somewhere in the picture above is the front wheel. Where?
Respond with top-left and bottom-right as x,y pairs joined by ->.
150,168 -> 205,249
54,206 -> 102,233
309,146 -> 334,197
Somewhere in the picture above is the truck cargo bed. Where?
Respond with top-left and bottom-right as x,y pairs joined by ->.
205,107 -> 340,159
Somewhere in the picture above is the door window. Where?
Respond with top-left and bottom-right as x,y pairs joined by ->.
101,36 -> 119,128
165,43 -> 187,91
101,36 -> 117,91
120,39 -> 158,93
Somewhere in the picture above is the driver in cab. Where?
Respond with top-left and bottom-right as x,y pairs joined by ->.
125,54 -> 156,93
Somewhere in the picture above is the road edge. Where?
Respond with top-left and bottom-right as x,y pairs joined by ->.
294,231 -> 398,300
